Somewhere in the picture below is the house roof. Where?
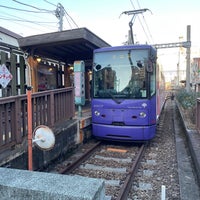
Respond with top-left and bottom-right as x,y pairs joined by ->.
0,27 -> 22,39
18,27 -> 110,63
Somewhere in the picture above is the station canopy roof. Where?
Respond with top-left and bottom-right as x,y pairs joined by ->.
18,27 -> 110,64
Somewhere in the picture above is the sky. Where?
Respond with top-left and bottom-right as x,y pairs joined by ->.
0,0 -> 200,76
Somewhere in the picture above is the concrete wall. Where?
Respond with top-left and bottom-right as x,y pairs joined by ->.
1,119 -> 80,170
0,167 -> 105,200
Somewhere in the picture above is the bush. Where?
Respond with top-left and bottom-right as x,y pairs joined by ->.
176,89 -> 200,109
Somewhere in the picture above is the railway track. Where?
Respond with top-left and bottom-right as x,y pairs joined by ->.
54,141 -> 146,200
46,99 -> 189,199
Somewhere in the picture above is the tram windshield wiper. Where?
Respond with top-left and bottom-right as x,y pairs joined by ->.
106,90 -> 122,104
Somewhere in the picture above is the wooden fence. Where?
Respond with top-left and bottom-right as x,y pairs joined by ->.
0,87 -> 75,153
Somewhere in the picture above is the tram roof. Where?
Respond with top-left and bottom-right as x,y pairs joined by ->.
94,44 -> 156,53
18,27 -> 110,63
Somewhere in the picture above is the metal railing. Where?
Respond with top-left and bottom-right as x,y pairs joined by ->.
0,87 -> 75,152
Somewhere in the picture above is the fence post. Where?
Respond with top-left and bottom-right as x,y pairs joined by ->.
15,96 -> 23,143
19,55 -> 26,94
49,91 -> 55,127
10,52 -> 17,96
197,98 -> 200,133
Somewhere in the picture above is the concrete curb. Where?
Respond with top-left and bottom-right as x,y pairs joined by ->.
176,100 -> 200,185
0,167 -> 105,200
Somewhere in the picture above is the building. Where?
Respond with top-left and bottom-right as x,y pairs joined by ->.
191,57 -> 200,92
0,27 -> 25,97
18,27 -> 110,100
0,26 -> 22,47
0,27 -> 110,99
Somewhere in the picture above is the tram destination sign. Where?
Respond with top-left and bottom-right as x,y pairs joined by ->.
0,64 -> 13,88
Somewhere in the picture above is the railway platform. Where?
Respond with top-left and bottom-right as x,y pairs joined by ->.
74,101 -> 92,143
75,100 -> 91,127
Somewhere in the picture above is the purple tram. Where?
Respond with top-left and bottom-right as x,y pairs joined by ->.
91,44 -> 161,141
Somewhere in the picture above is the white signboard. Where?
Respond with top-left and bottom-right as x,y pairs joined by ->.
0,64 -> 13,88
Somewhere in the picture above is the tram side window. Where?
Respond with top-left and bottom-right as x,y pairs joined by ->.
150,63 -> 156,96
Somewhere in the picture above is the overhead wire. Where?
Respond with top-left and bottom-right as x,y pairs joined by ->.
43,0 -> 57,7
63,13 -> 73,30
0,2 -> 57,22
63,7 -> 79,29
0,6 -> 57,26
0,13 -> 57,32
0,16 -> 55,24
0,0 -> 79,34
12,0 -> 54,13
0,1 -> 58,33
0,5 -> 50,13
130,0 -> 153,44
135,0 -> 154,44
0,15 -> 55,34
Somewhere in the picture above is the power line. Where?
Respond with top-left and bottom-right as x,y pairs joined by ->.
0,5 -> 50,13
0,9 -> 57,25
0,9 -> 57,32
0,1 -> 57,32
0,1 -> 79,34
0,16 -> 56,34
63,8 -> 79,28
12,0 -> 53,13
0,16 -> 56,24
43,0 -> 57,7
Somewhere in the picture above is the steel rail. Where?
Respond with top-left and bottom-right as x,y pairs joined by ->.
116,144 -> 146,200
59,141 -> 102,174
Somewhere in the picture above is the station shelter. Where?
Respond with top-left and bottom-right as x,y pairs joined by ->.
18,28 -> 110,100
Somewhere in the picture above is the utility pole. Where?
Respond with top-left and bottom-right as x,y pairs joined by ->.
55,3 -> 64,31
186,25 -> 191,92
177,36 -> 183,87
153,25 -> 191,92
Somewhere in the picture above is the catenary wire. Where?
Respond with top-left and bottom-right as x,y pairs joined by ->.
129,0 -> 152,44
135,0 -> 154,44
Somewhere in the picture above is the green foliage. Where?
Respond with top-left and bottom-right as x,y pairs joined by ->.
176,89 -> 200,109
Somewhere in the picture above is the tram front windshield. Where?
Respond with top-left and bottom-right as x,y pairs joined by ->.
93,49 -> 150,99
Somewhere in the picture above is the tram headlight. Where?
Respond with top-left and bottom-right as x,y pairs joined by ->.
94,110 -> 100,116
139,112 -> 146,118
